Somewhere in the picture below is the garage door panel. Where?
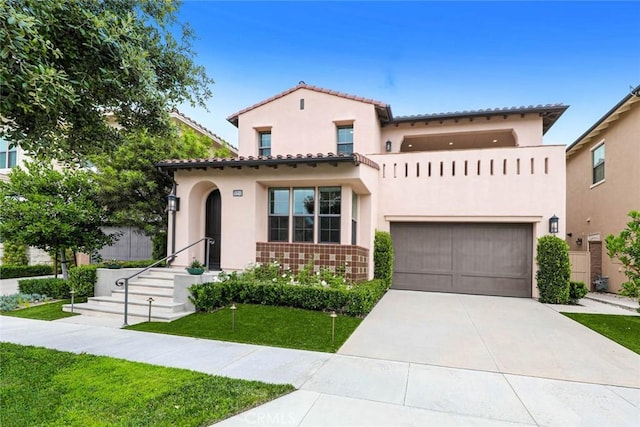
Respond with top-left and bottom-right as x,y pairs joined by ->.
393,272 -> 453,292
391,222 -> 532,297
457,276 -> 531,298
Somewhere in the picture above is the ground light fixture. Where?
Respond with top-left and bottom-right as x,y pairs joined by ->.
230,304 -> 237,332
330,311 -> 338,344
549,215 -> 559,234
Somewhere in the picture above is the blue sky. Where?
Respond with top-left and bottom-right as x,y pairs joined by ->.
175,1 -> 640,148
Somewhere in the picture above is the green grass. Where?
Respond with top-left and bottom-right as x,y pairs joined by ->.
562,313 -> 640,354
128,304 -> 362,353
0,342 -> 293,427
0,298 -> 87,321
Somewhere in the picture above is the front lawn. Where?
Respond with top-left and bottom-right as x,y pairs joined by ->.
127,303 -> 362,353
562,313 -> 640,354
0,298 -> 85,321
0,342 -> 293,427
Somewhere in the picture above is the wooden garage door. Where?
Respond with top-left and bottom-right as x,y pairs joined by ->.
390,223 -> 532,297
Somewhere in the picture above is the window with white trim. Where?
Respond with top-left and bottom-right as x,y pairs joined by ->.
0,138 -> 17,169
268,188 -> 289,242
592,142 -> 605,184
337,125 -> 353,154
259,131 -> 271,156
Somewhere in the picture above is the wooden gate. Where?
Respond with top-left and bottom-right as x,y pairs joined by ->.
569,251 -> 590,286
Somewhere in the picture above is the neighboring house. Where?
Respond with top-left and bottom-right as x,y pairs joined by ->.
565,85 -> 640,293
1,110 -> 232,265
158,83 -> 568,299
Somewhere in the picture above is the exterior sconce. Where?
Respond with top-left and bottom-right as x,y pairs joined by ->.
549,215 -> 559,234
576,237 -> 583,246
167,193 -> 180,212
385,140 -> 392,152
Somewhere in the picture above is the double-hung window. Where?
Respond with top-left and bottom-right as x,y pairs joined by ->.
268,188 -> 289,241
293,188 -> 314,242
0,138 -> 17,169
259,131 -> 271,156
319,187 -> 341,243
592,142 -> 605,184
337,125 -> 353,154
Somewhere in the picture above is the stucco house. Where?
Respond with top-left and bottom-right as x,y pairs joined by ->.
158,83 -> 568,299
566,85 -> 640,293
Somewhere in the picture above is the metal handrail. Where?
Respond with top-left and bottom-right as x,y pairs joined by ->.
115,236 -> 215,326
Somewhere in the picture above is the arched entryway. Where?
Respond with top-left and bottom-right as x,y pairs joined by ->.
205,189 -> 221,269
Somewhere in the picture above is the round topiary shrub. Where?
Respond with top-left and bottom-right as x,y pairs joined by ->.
536,235 -> 571,304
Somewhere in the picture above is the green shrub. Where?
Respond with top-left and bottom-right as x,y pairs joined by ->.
569,281 -> 589,304
606,211 -> 640,298
152,231 -> 167,260
68,265 -> 97,297
190,275 -> 388,317
0,264 -> 54,279
374,230 -> 394,286
619,281 -> 640,298
2,241 -> 29,265
18,278 -> 70,299
536,235 -> 571,304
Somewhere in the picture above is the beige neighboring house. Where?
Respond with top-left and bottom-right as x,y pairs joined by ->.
0,110 -> 234,265
159,83 -> 568,299
566,85 -> 640,293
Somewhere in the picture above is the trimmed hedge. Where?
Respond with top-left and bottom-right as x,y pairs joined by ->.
0,265 -> 54,279
68,265 -> 97,297
374,231 -> 394,286
96,259 -> 165,269
190,277 -> 389,317
536,235 -> 571,304
18,278 -> 70,299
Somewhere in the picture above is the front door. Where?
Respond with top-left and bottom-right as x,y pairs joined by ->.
205,189 -> 221,270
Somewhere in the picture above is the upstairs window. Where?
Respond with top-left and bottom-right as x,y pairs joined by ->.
337,125 -> 353,154
592,142 -> 605,184
0,138 -> 17,169
259,131 -> 271,156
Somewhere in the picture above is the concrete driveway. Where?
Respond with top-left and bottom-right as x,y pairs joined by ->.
339,290 -> 640,388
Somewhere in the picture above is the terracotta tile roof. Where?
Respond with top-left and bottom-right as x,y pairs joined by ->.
392,104 -> 569,134
227,83 -> 391,126
156,152 -> 379,171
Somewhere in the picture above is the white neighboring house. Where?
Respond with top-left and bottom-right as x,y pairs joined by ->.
0,111 -> 236,265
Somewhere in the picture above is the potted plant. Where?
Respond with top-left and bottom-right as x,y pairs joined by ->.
186,258 -> 206,275
104,259 -> 122,269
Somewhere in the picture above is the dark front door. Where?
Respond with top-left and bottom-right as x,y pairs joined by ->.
205,189 -> 221,270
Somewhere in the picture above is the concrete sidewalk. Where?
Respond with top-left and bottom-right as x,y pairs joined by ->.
1,316 -> 638,426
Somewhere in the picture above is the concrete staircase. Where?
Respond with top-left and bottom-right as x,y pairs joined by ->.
63,268 -> 215,324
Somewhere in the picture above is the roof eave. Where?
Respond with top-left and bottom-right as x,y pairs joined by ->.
566,84 -> 640,155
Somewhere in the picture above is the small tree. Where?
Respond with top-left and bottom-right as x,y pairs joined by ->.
374,230 -> 394,287
0,162 -> 116,279
536,235 -> 571,304
606,211 -> 640,297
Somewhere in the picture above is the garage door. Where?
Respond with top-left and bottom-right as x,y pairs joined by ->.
390,223 -> 532,297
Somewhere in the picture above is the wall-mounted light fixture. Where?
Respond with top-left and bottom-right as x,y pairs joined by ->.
385,140 -> 392,152
549,215 -> 559,234
167,193 -> 180,212
567,232 -> 573,238
576,237 -> 583,246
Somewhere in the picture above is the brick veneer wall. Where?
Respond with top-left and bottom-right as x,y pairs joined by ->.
256,242 -> 369,283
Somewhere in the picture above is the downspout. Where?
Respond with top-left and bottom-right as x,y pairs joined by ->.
170,181 -> 177,265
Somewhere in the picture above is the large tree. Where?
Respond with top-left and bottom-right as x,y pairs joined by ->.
0,0 -> 213,161
0,162 -> 116,278
88,124 -> 231,237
